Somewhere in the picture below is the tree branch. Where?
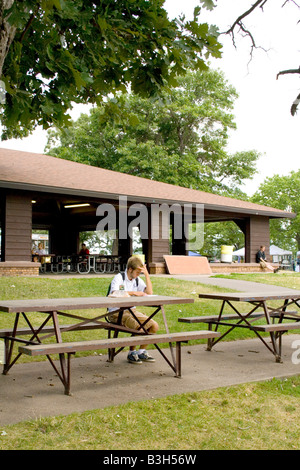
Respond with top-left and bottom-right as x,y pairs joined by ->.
276,66 -> 300,79
225,0 -> 268,37
276,67 -> 300,115
19,4 -> 41,43
223,0 -> 269,65
291,93 -> 300,116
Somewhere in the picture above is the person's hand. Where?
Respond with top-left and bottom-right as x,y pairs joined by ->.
129,290 -> 147,296
138,264 -> 149,275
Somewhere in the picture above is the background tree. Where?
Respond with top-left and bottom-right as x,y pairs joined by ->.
46,68 -> 260,196
201,221 -> 244,260
252,171 -> 300,252
0,0 -> 222,139
47,67 -> 259,254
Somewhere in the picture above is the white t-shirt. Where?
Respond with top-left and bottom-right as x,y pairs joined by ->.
108,270 -> 146,313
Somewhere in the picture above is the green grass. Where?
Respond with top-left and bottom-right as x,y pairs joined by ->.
1,377 -> 300,450
213,271 -> 300,290
1,273 -> 300,450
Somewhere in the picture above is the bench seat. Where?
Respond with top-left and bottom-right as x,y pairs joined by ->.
0,325 -> 67,337
178,316 -> 300,332
19,330 -> 219,356
0,321 -> 146,340
18,330 -> 220,394
251,322 -> 300,332
178,313 -> 265,324
178,312 -> 300,324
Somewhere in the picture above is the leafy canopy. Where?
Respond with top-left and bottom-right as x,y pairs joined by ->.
0,0 -> 221,139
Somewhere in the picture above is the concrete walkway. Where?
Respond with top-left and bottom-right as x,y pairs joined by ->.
167,273 -> 297,293
1,273 -> 300,426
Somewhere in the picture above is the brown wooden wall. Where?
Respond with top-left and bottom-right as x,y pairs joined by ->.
147,238 -> 170,263
244,216 -> 270,263
143,208 -> 171,263
1,192 -> 32,262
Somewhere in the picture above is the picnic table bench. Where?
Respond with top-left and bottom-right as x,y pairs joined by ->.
178,291 -> 300,362
178,312 -> 300,329
18,330 -> 220,395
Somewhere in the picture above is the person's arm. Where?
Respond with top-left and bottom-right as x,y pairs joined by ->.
141,264 -> 153,295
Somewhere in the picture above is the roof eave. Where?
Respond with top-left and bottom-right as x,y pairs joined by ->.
0,180 -> 295,219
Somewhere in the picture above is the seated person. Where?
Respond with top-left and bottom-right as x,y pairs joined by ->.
36,242 -> 46,255
32,242 -> 46,262
107,255 -> 159,364
78,243 -> 90,260
256,245 -> 277,272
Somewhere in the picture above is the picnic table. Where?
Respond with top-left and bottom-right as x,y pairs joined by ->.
50,254 -> 124,274
179,291 -> 300,363
0,295 -> 219,394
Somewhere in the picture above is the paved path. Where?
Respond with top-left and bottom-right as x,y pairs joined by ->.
167,273 -> 297,293
1,274 -> 300,426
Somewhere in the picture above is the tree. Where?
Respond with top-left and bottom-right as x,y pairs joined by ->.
252,171 -> 300,251
201,221 -> 244,259
46,68 -> 260,196
0,0 -> 222,139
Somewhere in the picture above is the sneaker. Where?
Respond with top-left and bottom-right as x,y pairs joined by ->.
127,351 -> 142,364
138,351 -> 156,362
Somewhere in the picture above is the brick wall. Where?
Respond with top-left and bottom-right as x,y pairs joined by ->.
0,262 -> 40,277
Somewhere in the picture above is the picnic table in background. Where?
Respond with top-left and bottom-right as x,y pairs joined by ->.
49,254 -> 125,274
179,291 -> 300,363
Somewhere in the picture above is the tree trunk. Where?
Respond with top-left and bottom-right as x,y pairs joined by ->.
295,233 -> 300,252
0,0 -> 17,78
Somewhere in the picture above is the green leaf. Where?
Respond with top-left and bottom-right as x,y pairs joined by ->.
199,0 -> 216,11
128,114 -> 140,126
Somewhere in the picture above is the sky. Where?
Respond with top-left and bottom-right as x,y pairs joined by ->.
0,0 -> 299,196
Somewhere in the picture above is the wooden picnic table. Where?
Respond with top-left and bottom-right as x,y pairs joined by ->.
179,290 -> 300,363
0,295 -> 220,394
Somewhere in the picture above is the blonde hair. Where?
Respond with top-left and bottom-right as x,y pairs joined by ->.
127,255 -> 143,270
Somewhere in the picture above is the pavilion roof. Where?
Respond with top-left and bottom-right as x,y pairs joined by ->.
0,148 -> 294,219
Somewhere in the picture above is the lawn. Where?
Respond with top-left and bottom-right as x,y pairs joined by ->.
1,273 -> 300,450
213,271 -> 300,290
1,376 -> 300,450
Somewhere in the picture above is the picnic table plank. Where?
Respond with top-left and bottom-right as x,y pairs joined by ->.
0,295 -> 194,313
198,291 -> 300,302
